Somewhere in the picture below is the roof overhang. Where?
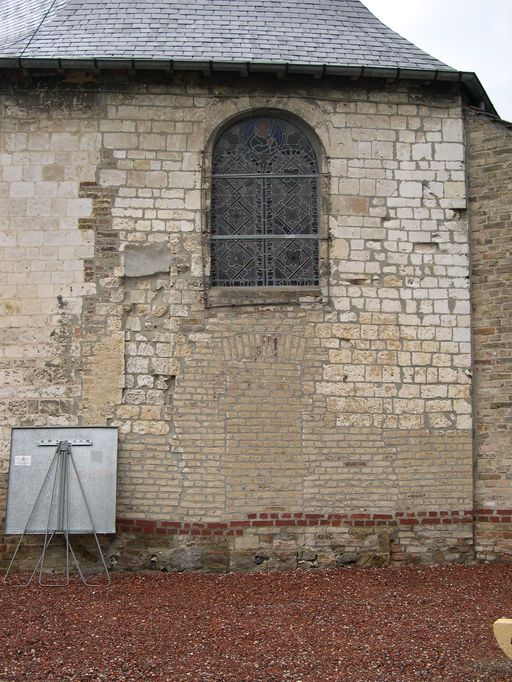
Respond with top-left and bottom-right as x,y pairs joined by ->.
0,57 -> 496,115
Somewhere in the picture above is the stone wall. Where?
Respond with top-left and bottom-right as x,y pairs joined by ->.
467,108 -> 512,561
0,73 -> 474,571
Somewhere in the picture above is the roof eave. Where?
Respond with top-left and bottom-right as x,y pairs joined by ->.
0,57 -> 497,116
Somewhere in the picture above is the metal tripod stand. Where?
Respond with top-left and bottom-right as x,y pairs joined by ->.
4,439 -> 111,586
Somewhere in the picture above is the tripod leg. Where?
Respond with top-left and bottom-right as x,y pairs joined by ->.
4,448 -> 61,584
24,531 -> 56,587
69,453 -> 111,584
38,445 -> 64,586
39,443 -> 73,587
62,535 -> 87,584
64,448 -> 69,585
91,532 -> 111,585
4,533 -> 27,584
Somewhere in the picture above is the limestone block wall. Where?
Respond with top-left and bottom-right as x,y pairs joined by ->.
467,109 -> 512,561
0,90 -> 101,537
0,74 -> 474,571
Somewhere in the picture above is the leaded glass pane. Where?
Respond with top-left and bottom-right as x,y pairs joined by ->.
266,177 -> 318,236
212,115 -> 319,287
268,238 -> 319,286
212,178 -> 263,236
211,239 -> 264,286
264,146 -> 317,175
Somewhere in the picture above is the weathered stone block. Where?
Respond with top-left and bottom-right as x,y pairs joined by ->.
124,243 -> 171,277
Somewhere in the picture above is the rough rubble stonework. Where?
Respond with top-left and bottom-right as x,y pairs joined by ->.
0,73 -> 489,571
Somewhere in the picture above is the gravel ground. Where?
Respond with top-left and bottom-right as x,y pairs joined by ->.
1,564 -> 512,681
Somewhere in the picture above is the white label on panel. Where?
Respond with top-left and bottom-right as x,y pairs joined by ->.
14,455 -> 31,466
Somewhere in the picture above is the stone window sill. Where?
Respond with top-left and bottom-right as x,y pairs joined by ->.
206,286 -> 325,308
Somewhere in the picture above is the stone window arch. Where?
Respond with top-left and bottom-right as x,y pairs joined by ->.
210,114 -> 320,287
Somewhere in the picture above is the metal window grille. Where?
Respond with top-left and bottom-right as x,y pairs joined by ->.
211,116 -> 319,287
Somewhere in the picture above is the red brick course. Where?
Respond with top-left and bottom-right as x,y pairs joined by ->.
115,509 -> 481,537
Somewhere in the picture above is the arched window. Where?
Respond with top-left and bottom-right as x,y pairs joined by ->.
211,115 -> 319,287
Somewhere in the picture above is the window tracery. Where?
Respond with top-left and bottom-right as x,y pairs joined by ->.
211,115 -> 319,287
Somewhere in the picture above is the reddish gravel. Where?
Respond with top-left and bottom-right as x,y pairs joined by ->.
1,564 -> 512,681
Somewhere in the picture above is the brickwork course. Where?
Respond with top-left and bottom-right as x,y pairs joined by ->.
0,0 -> 509,572
467,109 -> 512,562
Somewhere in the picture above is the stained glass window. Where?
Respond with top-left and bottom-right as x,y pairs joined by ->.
211,116 -> 319,287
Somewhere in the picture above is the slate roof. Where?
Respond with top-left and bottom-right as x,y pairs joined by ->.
1,0 -> 69,50
0,0 -> 453,72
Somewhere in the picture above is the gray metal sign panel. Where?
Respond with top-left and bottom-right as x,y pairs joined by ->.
6,427 -> 118,535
